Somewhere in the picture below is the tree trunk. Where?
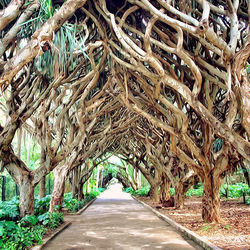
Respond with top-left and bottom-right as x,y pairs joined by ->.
125,165 -> 137,190
160,173 -> 171,202
148,184 -> 160,202
137,171 -> 141,189
39,176 -> 46,198
15,184 -> 19,196
174,183 -> 184,209
1,176 -> 6,201
96,165 -> 99,190
100,169 -> 103,188
78,182 -> 84,200
72,168 -> 79,199
49,166 -> 67,212
48,174 -> 51,194
133,168 -> 138,189
19,177 -> 35,217
202,174 -> 222,223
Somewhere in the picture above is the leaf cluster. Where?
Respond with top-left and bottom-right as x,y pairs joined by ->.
124,186 -> 150,197
0,196 -> 19,220
85,190 -> 100,202
0,211 -> 63,249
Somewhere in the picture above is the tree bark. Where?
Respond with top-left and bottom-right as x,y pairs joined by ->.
160,173 -> 171,202
19,176 -> 35,217
148,183 -> 160,202
49,166 -> 68,212
174,183 -> 184,209
72,168 -> 79,199
78,182 -> 84,200
201,174 -> 223,223
39,176 -> 46,198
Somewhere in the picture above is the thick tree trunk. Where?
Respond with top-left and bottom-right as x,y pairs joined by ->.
39,176 -> 46,198
148,184 -> 160,202
4,156 -> 36,217
202,174 -> 222,223
49,166 -> 68,212
160,173 -> 171,202
78,182 -> 84,200
72,168 -> 79,199
174,184 -> 184,209
19,177 -> 35,217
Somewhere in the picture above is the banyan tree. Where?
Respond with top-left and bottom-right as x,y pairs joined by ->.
0,0 -> 249,223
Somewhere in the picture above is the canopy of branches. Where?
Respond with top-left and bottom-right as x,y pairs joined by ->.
0,0 -> 249,223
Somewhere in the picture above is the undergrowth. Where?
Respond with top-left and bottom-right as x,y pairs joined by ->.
0,189 -> 102,249
124,183 -> 249,204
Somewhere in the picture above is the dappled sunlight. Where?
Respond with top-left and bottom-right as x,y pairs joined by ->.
44,187 -> 202,250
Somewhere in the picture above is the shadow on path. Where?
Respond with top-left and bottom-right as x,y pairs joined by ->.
44,184 -> 203,250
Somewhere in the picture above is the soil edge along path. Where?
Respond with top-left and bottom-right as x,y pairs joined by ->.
44,184 -> 203,249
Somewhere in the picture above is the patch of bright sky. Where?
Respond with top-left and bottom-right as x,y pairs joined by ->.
108,155 -> 123,166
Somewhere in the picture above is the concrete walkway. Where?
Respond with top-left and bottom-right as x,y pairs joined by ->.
44,184 -> 203,250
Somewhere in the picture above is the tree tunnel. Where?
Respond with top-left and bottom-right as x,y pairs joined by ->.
0,0 -> 249,224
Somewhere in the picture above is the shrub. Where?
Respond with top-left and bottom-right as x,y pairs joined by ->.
86,190 -> 100,202
0,220 -> 47,249
185,186 -> 203,197
124,187 -> 135,195
20,215 -> 38,227
34,195 -> 51,215
68,200 -> 85,213
124,186 -> 150,197
0,196 -> 20,220
220,183 -> 249,199
134,186 -> 150,196
38,212 -> 63,230
63,195 -> 78,211
98,187 -> 106,193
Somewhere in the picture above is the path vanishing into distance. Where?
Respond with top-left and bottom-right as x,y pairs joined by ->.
44,184 -> 203,250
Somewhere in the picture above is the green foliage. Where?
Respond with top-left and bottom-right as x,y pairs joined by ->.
34,195 -> 51,215
63,193 -> 85,212
223,225 -> 231,230
19,0 -> 88,78
0,221 -> 46,249
86,190 -> 100,202
220,183 -> 250,200
0,196 -> 19,220
98,187 -> 106,193
124,187 -> 134,194
0,0 -> 10,8
169,187 -> 175,196
247,64 -> 250,74
185,186 -> 204,197
0,211 -> 62,249
38,212 -> 63,230
213,138 -> 223,153
68,200 -> 85,213
124,186 -> 150,196
20,215 -> 38,227
200,224 -> 213,231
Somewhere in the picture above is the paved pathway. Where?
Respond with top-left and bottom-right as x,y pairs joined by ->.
44,184 -> 203,249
